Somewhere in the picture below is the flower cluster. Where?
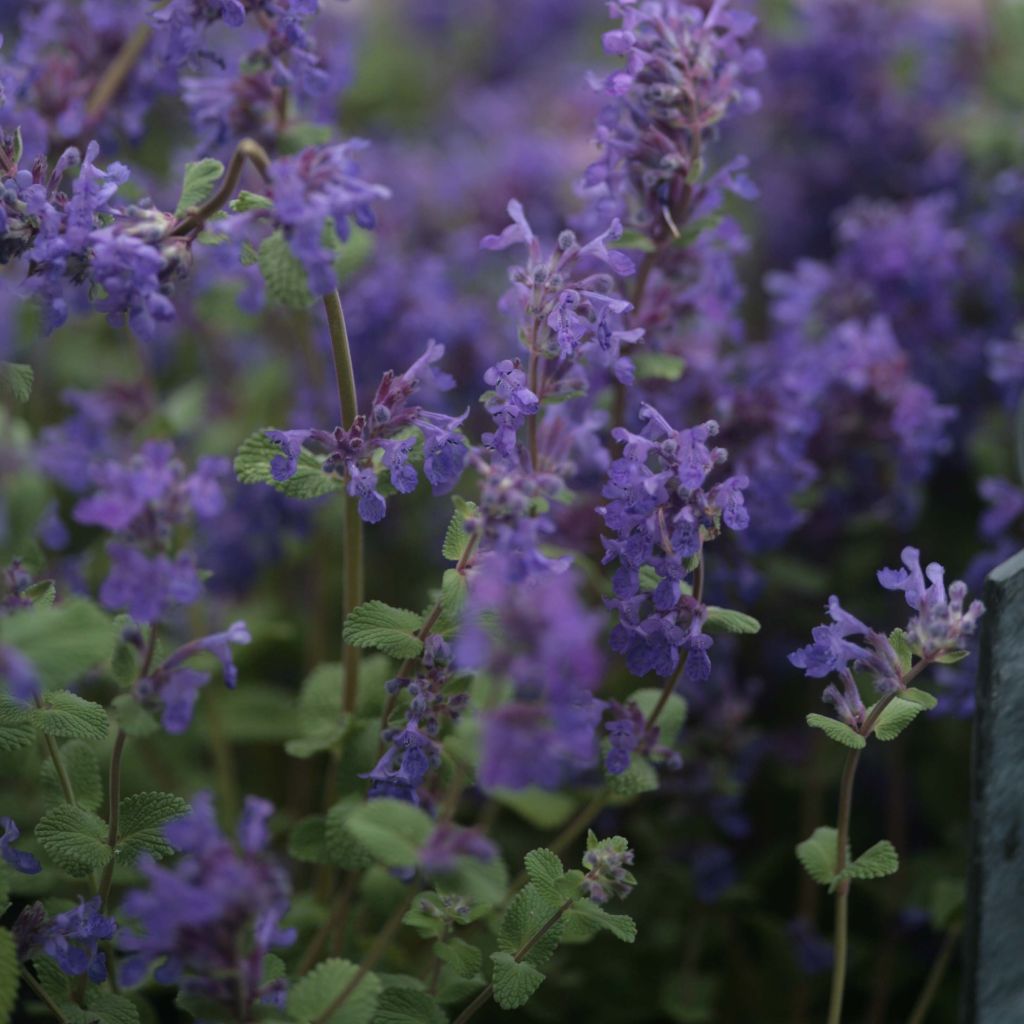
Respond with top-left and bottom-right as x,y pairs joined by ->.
0,816 -> 41,875
581,832 -> 637,904
790,547 -> 984,726
118,793 -> 294,1014
600,403 -> 749,680
267,340 -> 468,523
456,563 -> 606,790
13,897 -> 117,983
584,0 -> 763,238
72,441 -> 229,622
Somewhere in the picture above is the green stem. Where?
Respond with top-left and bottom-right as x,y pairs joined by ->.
83,23 -> 154,125
169,138 -> 272,238
310,890 -> 414,1024
296,872 -> 358,976
96,729 -> 127,912
323,290 -> 363,716
21,968 -> 69,1024
35,696 -> 76,806
906,926 -> 960,1024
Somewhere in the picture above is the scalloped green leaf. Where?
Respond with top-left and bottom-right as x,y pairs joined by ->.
234,429 -> 342,500
174,158 -> 224,216
288,957 -> 381,1024
342,602 -> 423,660
343,798 -> 432,868
840,840 -> 899,882
32,692 -> 108,741
258,230 -> 314,310
115,792 -> 190,864
490,952 -> 544,1010
0,699 -> 34,752
704,606 -> 761,635
442,499 -> 478,561
35,804 -> 110,877
870,697 -> 924,741
0,928 -> 17,1024
806,713 -> 865,749
523,848 -> 565,908
41,740 -> 102,811
435,937 -> 481,980
0,362 -> 33,403
795,826 -> 840,886
900,687 -> 938,709
373,988 -> 446,1024
565,899 -> 637,943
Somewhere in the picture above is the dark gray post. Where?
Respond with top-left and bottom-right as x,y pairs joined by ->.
963,549 -> 1024,1022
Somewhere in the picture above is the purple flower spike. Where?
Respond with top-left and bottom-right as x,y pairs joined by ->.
0,817 -> 42,875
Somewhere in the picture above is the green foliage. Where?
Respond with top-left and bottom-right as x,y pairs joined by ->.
110,694 -> 160,738
628,687 -> 687,748
888,629 -> 914,673
442,498 -> 478,561
795,827 -> 840,886
633,352 -> 686,382
805,713 -> 865,749
32,691 -> 109,741
490,952 -> 545,1010
115,792 -> 190,864
343,798 -> 432,868
0,928 -> 17,1024
0,599 -> 111,689
606,754 -> 659,797
0,699 -> 35,752
74,992 -> 141,1024
0,362 -> 33,403
704,607 -> 762,635
839,840 -> 899,882
488,788 -> 577,830
41,740 -> 103,811
289,816 -> 329,864
901,687 -> 938,709
235,429 -> 343,500
325,798 -> 374,870
523,848 -> 567,907
230,190 -> 274,212
288,957 -> 382,1024
285,663 -> 346,758
342,602 -> 423,660
498,886 -> 562,967
870,697 -> 924,741
35,804 -> 110,876
372,988 -> 446,1024
935,649 -> 970,665
435,937 -> 481,979
259,230 -> 314,309
174,158 -> 225,216
438,568 -> 468,625
564,899 -> 637,944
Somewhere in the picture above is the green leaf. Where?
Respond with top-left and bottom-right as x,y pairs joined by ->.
795,827 -> 840,886
35,805 -> 111,877
259,230 -> 314,310
110,694 -> 160,738
629,687 -> 687,749
24,580 -> 56,607
115,792 -> 190,864
434,938 -> 481,980
372,988 -> 447,1024
704,607 -> 761,635
633,352 -> 686,382
0,599 -> 111,689
174,158 -> 225,216
442,500 -> 478,561
805,713 -> 865,749
438,569 -> 467,625
490,952 -> 544,1010
288,957 -> 381,1024
342,602 -> 423,660
82,991 -> 141,1024
0,362 -> 33,403
343,799 -> 432,868
32,691 -> 108,741
565,900 -> 637,944
289,816 -> 329,864
611,229 -> 656,252
0,699 -> 35,752
840,840 -> 899,882
935,649 -> 970,665
870,697 -> 924,741
41,740 -> 103,812
229,190 -> 273,212
888,629 -> 914,673
498,886 -> 562,968
606,753 -> 659,797
523,849 -> 565,908
489,788 -> 577,830
0,928 -> 17,1024
900,687 -> 938,710
235,429 -> 342,500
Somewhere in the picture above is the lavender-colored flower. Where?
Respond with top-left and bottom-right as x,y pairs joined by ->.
456,562 -> 605,790
0,817 -> 41,875
599,403 -> 749,681
418,823 -> 498,875
100,544 -> 203,623
264,341 -> 467,524
581,832 -> 637,905
13,897 -> 116,982
118,792 -> 295,1015
878,547 -> 985,657
133,622 -> 252,733
0,645 -> 40,704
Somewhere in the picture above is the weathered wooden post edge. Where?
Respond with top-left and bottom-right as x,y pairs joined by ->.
963,549 -> 1024,1023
